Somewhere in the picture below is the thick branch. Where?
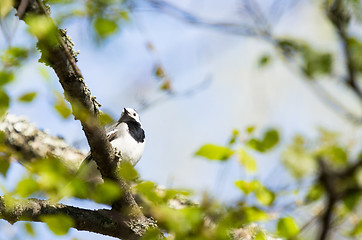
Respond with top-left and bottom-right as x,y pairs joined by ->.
0,114 -> 84,172
0,196 -> 151,240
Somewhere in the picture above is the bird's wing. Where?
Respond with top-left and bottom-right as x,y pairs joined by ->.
105,122 -> 119,142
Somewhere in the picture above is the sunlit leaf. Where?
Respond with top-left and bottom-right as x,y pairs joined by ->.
16,178 -> 39,197
93,17 -> 118,38
228,129 -> 239,145
100,112 -> 114,126
153,206 -> 203,236
0,154 -> 10,177
0,90 -> 10,117
255,187 -> 275,206
24,223 -> 35,236
54,92 -> 71,119
135,181 -> 161,203
118,161 -> 139,181
0,0 -> 13,17
247,129 -> 279,152
246,126 -> 255,134
41,214 -> 74,235
26,15 -> 57,44
235,180 -> 274,206
17,92 -> 37,103
195,144 -> 234,161
39,67 -> 51,83
1,47 -> 29,67
237,149 -> 257,172
282,135 -> 316,179
277,217 -> 299,238
305,184 -> 324,203
349,220 -> 362,237
93,180 -> 122,204
243,206 -> 269,222
141,227 -> 162,240
0,71 -> 14,86
235,180 -> 258,194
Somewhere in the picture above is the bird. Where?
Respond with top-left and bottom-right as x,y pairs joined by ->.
77,107 -> 145,183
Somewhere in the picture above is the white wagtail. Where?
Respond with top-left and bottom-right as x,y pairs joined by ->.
78,108 -> 145,182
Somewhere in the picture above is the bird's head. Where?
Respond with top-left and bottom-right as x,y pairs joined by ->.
118,108 -> 141,125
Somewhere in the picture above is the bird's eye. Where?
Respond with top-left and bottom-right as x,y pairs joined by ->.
133,113 -> 136,116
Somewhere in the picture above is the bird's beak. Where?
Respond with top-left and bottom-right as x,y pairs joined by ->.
118,108 -> 131,123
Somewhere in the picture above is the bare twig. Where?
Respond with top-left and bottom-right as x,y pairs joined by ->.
326,0 -> 362,101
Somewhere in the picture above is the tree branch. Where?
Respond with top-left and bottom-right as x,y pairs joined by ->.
0,196 -> 152,240
326,0 -> 362,101
0,114 -> 84,173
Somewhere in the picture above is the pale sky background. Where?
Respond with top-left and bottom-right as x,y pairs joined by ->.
0,0 -> 361,239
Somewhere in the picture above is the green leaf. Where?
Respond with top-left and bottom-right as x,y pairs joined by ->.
237,149 -> 257,172
17,92 -> 37,102
305,184 -> 324,203
228,129 -> 239,145
342,192 -> 360,211
0,90 -> 10,117
0,154 -> 10,177
255,186 -> 275,206
246,126 -> 255,134
0,71 -> 14,86
235,180 -> 258,194
141,227 -> 162,240
94,17 -> 118,38
26,15 -> 57,44
0,0 -> 13,17
277,217 -> 299,238
118,161 -> 139,181
1,47 -> 29,67
93,180 -> 122,204
154,206 -> 203,236
54,92 -> 71,119
41,214 -> 74,235
247,129 -> 279,152
349,220 -> 362,236
24,223 -> 35,236
39,67 -> 51,83
243,206 -> 269,222
135,181 -> 161,203
195,144 -> 234,161
100,112 -> 114,126
318,146 -> 347,166
16,178 -> 39,197
235,180 -> 275,205
282,135 -> 316,179
263,129 -> 279,150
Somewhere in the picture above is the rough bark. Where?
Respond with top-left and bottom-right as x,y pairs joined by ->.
0,196 -> 155,240
0,114 -> 85,173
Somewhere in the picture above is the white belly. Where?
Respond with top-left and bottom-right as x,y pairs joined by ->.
110,123 -> 145,165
